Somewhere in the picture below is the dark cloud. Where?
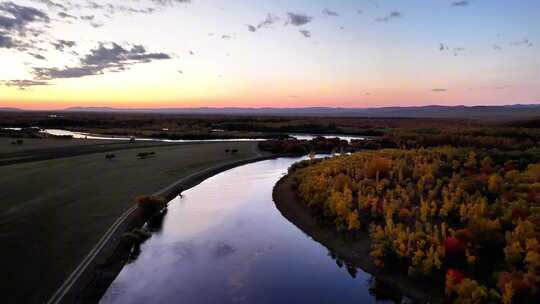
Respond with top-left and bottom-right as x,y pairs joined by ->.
58,11 -> 77,19
51,39 -> 76,51
81,1 -> 158,18
357,10 -> 363,15
29,52 -> 46,60
80,15 -> 95,21
492,44 -> 502,51
432,88 -> 447,92
90,21 -> 104,28
375,11 -> 401,22
0,2 -> 49,51
299,30 -> 311,38
2,79 -> 49,90
322,8 -> 339,17
0,32 -> 15,48
451,1 -> 469,6
33,42 -> 171,80
286,12 -> 313,26
246,24 -> 256,32
247,13 -> 279,32
0,2 -> 49,31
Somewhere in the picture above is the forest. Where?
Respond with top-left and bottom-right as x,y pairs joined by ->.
290,147 -> 540,303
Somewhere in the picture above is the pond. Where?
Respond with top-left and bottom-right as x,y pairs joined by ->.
100,157 -> 408,304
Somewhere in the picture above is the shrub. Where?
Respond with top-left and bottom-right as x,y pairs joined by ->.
135,195 -> 166,214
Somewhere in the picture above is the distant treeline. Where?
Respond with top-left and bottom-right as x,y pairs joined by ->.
259,126 -> 540,155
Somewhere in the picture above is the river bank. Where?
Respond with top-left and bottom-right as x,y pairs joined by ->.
272,173 -> 444,304
0,140 -> 269,304
59,153 -> 282,304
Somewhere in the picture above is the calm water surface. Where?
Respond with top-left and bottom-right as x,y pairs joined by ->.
100,157 -> 404,304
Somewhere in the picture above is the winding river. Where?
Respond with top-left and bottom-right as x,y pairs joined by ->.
100,157 -> 406,304
3,128 -> 367,143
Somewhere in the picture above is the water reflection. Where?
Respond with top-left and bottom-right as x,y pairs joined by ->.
101,157 -> 406,304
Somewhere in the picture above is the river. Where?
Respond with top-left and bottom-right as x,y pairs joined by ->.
100,157 -> 407,304
2,127 -> 367,143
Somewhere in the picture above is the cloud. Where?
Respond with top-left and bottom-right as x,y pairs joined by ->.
0,2 -> 49,31
221,34 -> 231,39
492,44 -> 502,51
151,0 -> 191,6
286,12 -> 312,26
58,11 -> 77,19
451,1 -> 469,6
90,21 -> 104,28
33,42 -> 171,80
29,0 -> 67,11
299,30 -> 311,38
0,2 -> 49,51
257,13 -> 279,29
29,52 -> 46,60
246,24 -> 256,32
1,79 -> 49,90
0,32 -> 15,48
432,88 -> 447,92
80,15 -> 95,21
322,8 -> 339,17
375,11 -> 401,22
510,38 -> 533,47
51,39 -> 76,51
246,13 -> 279,32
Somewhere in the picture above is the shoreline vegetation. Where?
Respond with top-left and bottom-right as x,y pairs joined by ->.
273,174 -> 442,303
275,148 -> 540,304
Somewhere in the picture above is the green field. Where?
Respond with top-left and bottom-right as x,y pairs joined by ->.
0,140 -> 265,303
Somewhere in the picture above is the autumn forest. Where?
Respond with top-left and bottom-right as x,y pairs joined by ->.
290,146 -> 540,303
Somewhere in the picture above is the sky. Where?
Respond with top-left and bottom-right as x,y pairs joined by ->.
0,0 -> 539,110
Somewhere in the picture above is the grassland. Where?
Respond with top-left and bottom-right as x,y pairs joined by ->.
0,139 -> 266,303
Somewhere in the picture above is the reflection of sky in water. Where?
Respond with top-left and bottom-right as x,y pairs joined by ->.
7,127 -> 367,143
101,157 -> 398,304
39,128 -> 266,142
290,134 -> 367,142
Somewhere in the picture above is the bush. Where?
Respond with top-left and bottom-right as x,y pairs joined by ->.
121,228 -> 151,245
137,152 -> 155,159
135,195 -> 166,214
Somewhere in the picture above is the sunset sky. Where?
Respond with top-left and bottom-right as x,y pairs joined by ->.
0,0 -> 539,109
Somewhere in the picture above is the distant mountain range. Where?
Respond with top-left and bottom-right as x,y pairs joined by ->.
64,104 -> 540,119
2,104 -> 540,119
0,107 -> 24,112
